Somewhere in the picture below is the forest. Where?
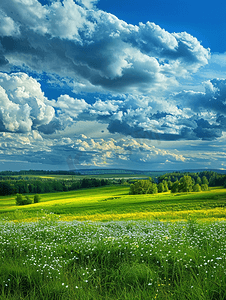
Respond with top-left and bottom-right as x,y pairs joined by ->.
0,170 -> 226,196
0,177 -> 110,196
130,171 -> 226,194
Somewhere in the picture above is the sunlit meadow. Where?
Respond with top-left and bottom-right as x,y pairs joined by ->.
1,220 -> 226,299
1,186 -> 226,223
1,186 -> 226,299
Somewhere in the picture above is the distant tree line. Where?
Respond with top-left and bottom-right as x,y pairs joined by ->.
129,172 -> 221,195
169,175 -> 208,193
0,178 -> 110,196
157,171 -> 226,187
0,170 -> 80,176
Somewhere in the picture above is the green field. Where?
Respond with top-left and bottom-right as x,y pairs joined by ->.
2,173 -> 153,181
1,185 -> 226,222
1,186 -> 226,299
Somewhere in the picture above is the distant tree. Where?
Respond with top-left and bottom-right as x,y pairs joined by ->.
28,183 -> 35,193
92,178 -> 101,187
120,179 -> 126,185
202,176 -> 209,185
193,184 -> 201,192
171,181 -> 180,193
201,184 -> 208,191
43,182 -> 51,193
162,180 -> 169,192
51,180 -> 64,192
130,180 -> 158,195
167,180 -> 173,190
14,181 -> 29,194
179,176 -> 193,192
150,183 -> 158,194
81,178 -> 90,189
0,182 -> 14,196
157,180 -> 168,193
196,176 -> 202,185
130,180 -> 146,194
70,181 -> 81,190
36,181 -> 45,193
157,170 -> 225,189
158,182 -> 164,193
129,183 -> 136,195
101,179 -> 108,186
209,176 -> 215,187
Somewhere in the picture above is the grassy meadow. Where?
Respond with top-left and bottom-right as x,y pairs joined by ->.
1,185 -> 226,222
0,185 -> 226,299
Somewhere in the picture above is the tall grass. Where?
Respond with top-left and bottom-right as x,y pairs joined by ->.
1,219 -> 226,299
1,186 -> 226,299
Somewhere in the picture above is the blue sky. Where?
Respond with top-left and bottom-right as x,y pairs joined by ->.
98,0 -> 226,53
0,0 -> 226,171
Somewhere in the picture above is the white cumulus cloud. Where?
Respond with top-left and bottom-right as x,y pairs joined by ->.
0,0 -> 210,94
0,72 -> 55,133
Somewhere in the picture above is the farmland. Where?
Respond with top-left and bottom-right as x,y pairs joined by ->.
0,185 -> 226,299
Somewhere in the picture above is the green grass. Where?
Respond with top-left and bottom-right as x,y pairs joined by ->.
2,173 -> 152,180
0,186 -> 226,222
0,220 -> 226,299
1,186 -> 226,299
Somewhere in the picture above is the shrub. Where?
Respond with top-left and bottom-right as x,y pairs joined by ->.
34,194 -> 40,203
15,194 -> 32,206
25,196 -> 32,205
15,193 -> 23,205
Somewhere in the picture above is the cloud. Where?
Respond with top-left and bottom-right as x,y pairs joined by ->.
90,99 -> 120,115
38,118 -> 62,134
0,131 -> 185,170
1,70 -> 226,144
56,94 -> 89,118
126,23 -> 209,73
0,72 -> 55,133
0,9 -> 20,37
0,0 -> 209,94
0,0 -> 225,171
175,79 -> 226,114
47,0 -> 96,40
0,0 -> 47,34
76,0 -> 99,9
165,78 -> 226,140
96,79 -> 226,141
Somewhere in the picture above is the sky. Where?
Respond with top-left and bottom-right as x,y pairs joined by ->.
0,0 -> 226,172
